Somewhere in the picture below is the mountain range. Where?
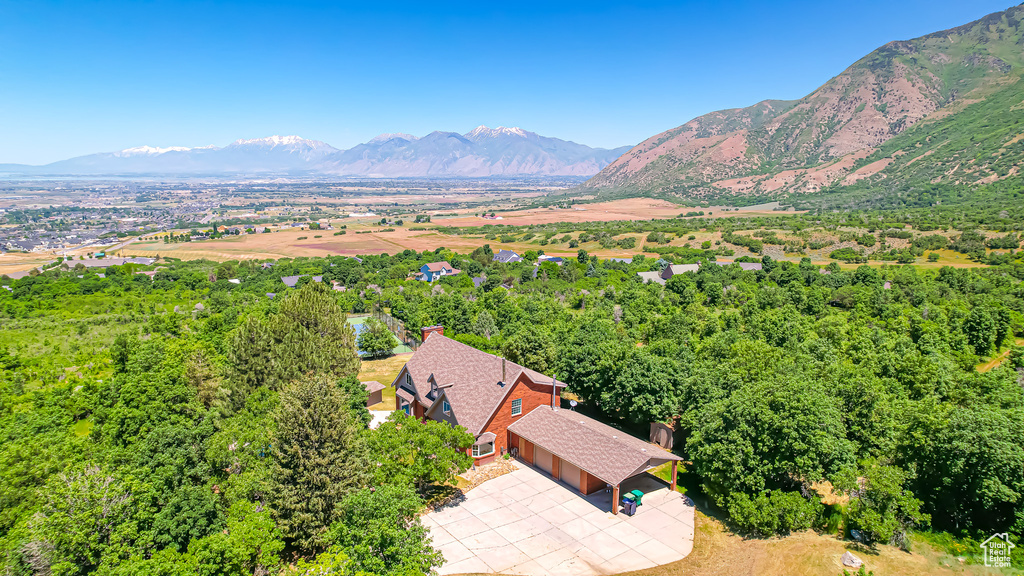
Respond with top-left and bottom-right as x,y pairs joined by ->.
583,4 -> 1024,205
0,128 -> 630,178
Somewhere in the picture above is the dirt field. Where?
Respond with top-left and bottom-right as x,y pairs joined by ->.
624,513 -> 990,576
117,224 -> 644,262
0,253 -> 59,276
429,198 -> 798,228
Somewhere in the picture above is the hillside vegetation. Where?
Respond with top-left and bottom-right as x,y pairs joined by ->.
2,246 -> 1023,573
583,4 -> 1024,208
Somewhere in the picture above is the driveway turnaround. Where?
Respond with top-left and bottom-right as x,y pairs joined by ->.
424,461 -> 695,576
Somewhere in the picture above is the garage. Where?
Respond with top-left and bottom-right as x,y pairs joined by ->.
534,446 -> 553,474
508,406 -> 683,514
560,459 -> 582,491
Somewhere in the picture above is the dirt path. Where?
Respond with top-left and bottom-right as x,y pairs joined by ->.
976,338 -> 1024,372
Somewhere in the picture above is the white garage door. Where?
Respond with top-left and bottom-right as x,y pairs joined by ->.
560,460 -> 582,491
535,447 -> 553,474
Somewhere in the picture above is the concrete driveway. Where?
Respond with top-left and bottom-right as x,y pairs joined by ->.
423,461 -> 695,576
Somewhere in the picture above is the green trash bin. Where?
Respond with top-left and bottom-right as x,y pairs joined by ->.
630,490 -> 644,505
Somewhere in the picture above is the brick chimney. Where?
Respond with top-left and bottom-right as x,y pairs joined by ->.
421,325 -> 444,341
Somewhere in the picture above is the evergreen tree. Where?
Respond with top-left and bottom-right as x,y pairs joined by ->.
227,282 -> 360,405
271,376 -> 369,551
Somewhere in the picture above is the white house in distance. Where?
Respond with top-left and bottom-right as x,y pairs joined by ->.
417,261 -> 461,282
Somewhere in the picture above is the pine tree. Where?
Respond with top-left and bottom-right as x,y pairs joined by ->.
272,376 -> 369,551
227,282 -> 361,406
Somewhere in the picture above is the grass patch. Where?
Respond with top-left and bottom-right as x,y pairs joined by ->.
357,353 -> 411,410
72,418 -> 93,437
627,512 -> 994,576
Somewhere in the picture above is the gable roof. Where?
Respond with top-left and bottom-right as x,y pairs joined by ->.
508,406 -> 682,486
280,274 -> 323,288
400,334 -> 557,435
362,380 -> 386,394
422,261 -> 453,272
494,250 -> 522,263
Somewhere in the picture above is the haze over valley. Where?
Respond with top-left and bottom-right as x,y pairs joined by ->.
0,127 -> 631,178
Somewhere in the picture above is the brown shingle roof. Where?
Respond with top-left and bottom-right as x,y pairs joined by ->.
362,380 -> 386,394
402,334 -> 556,435
423,261 -> 453,272
508,406 -> 682,486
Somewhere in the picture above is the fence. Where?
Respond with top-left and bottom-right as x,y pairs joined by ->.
372,306 -> 419,352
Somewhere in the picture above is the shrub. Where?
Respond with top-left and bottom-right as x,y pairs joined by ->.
726,490 -> 823,536
830,247 -> 866,263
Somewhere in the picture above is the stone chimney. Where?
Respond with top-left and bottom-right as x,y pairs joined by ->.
421,325 -> 444,341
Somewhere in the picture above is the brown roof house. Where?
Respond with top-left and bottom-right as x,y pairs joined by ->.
391,325 -> 682,514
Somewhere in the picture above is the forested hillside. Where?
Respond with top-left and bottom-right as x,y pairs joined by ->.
2,240 -> 1023,571
583,4 -> 1024,208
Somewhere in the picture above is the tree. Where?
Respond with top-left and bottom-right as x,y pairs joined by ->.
271,376 -> 370,550
688,378 -> 855,508
502,329 -> 557,374
577,249 -> 588,264
472,310 -> 498,339
963,306 -> 995,355
113,501 -> 284,576
356,318 -> 398,359
602,348 -> 682,424
227,282 -> 360,404
329,484 -> 443,576
31,465 -> 141,576
558,319 -> 623,405
899,399 -> 1024,533
368,412 -> 472,492
842,464 -> 928,548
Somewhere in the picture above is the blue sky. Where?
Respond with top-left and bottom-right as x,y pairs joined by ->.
0,0 -> 1014,164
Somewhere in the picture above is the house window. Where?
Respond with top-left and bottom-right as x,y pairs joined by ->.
511,398 -> 522,416
473,442 -> 494,457
442,401 -> 451,415
405,373 -> 411,388
402,403 -> 411,415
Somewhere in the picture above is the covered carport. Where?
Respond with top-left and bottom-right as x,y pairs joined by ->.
508,405 -> 682,514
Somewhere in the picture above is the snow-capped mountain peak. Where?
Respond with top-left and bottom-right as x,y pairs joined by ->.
115,145 -> 192,157
466,125 -> 530,139
230,135 -> 311,147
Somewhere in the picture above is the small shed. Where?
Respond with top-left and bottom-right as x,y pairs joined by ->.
363,380 -> 386,407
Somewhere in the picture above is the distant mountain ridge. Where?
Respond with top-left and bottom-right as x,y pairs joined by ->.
1,129 -> 630,178
583,4 -> 1024,204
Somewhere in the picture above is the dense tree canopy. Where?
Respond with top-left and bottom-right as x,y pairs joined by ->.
1,234 -> 1023,570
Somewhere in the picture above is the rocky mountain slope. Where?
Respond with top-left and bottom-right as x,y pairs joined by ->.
318,126 -> 629,177
1,129 -> 630,178
583,4 -> 1024,203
